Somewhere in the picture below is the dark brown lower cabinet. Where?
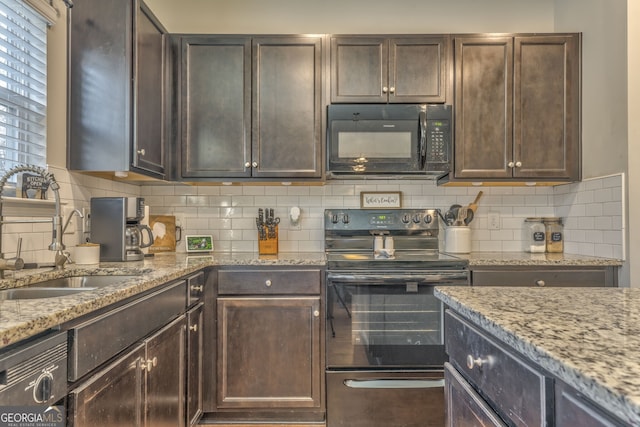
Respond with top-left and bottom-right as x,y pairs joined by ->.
216,297 -> 321,410
556,381 -> 623,427
187,303 -> 204,425
444,363 -> 506,427
68,316 -> 187,427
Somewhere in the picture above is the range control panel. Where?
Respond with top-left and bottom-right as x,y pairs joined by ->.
325,209 -> 439,231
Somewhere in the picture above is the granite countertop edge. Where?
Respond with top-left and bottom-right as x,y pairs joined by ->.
0,252 -> 326,349
435,287 -> 640,426
0,251 -> 621,351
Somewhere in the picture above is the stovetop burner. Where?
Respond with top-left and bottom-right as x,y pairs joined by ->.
324,208 -> 467,270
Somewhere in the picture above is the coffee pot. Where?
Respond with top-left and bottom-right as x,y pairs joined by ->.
90,197 -> 154,261
125,224 -> 153,253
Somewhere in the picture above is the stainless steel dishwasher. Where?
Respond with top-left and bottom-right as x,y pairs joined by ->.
0,331 -> 68,424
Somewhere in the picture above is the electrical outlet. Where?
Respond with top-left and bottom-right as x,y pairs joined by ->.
82,208 -> 91,234
488,211 -> 500,230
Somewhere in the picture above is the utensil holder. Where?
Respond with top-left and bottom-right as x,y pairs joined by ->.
258,225 -> 278,255
445,226 -> 471,254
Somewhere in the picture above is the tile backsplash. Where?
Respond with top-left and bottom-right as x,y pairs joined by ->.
7,168 -> 624,264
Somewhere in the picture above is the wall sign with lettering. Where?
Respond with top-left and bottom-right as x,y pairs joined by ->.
360,191 -> 402,209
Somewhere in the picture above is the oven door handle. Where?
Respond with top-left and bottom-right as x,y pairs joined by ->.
344,379 -> 445,389
327,272 -> 468,283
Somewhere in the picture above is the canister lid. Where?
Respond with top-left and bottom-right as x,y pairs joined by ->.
524,217 -> 544,222
542,217 -> 563,224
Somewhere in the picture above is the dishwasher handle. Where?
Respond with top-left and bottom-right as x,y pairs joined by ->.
344,378 -> 445,389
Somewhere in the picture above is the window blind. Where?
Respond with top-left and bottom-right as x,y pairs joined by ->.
0,0 -> 47,176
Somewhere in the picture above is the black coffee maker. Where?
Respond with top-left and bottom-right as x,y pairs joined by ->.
90,197 -> 154,261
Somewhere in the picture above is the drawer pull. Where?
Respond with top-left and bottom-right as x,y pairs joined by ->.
265,279 -> 272,287
190,285 -> 203,292
535,280 -> 546,287
466,354 -> 492,370
189,324 -> 198,332
344,379 -> 444,389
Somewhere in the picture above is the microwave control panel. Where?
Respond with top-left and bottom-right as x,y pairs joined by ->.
425,105 -> 452,164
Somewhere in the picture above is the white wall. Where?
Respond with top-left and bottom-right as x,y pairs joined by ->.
553,0 -> 627,178
628,0 -> 639,287
145,0 -> 555,34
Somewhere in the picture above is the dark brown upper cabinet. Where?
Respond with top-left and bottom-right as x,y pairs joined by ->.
453,34 -> 581,182
330,35 -> 449,103
68,0 -> 167,179
177,35 -> 323,180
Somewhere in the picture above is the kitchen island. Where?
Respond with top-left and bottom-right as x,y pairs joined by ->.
435,286 -> 640,425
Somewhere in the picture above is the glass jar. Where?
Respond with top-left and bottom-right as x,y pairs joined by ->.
523,218 -> 546,253
543,217 -> 564,253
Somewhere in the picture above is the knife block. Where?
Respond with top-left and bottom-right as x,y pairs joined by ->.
258,225 -> 278,255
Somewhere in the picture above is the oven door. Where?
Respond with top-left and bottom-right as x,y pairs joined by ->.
326,270 -> 468,369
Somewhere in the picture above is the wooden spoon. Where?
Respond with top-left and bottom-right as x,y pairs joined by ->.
467,191 -> 484,214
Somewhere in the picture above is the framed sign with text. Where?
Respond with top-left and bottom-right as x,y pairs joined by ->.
360,191 -> 402,209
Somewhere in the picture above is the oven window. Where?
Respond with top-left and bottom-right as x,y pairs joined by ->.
327,282 -> 445,368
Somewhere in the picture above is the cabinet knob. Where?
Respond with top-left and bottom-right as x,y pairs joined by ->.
313,310 -> 320,318
141,356 -> 158,372
189,324 -> 198,332
382,86 -> 388,94
535,280 -> 546,287
137,148 -> 146,156
265,279 -> 272,287
515,161 -> 522,168
389,86 -> 395,93
466,354 -> 492,370
252,161 -> 258,168
508,161 -> 515,168
245,162 -> 251,168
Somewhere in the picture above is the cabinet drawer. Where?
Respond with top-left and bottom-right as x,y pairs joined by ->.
472,268 -> 613,287
444,363 -> 506,427
69,280 -> 187,381
445,310 -> 552,427
187,271 -> 205,306
218,269 -> 321,295
555,381 -> 623,427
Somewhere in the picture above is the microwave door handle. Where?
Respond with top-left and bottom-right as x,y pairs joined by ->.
419,111 -> 427,167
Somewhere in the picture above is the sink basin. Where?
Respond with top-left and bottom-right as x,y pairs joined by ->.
0,287 -> 94,300
0,274 -> 142,300
30,275 -> 141,289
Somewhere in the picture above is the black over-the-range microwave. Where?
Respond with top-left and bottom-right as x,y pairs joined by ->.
326,104 -> 452,178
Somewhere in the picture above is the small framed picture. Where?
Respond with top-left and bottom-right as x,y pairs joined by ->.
360,191 -> 402,209
185,235 -> 213,253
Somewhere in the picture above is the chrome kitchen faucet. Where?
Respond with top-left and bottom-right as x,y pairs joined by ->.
0,165 -> 82,277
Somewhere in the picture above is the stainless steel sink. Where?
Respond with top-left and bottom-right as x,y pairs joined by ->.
31,275 -> 141,289
0,287 -> 94,300
0,274 -> 142,300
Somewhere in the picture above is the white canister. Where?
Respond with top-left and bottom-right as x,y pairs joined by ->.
75,243 -> 100,264
445,226 -> 471,254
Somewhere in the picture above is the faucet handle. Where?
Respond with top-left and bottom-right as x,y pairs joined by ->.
0,238 -> 24,271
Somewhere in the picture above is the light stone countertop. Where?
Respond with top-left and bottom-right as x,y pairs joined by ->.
435,286 -> 640,425
0,251 -> 619,350
447,251 -> 623,267
0,252 -> 325,349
